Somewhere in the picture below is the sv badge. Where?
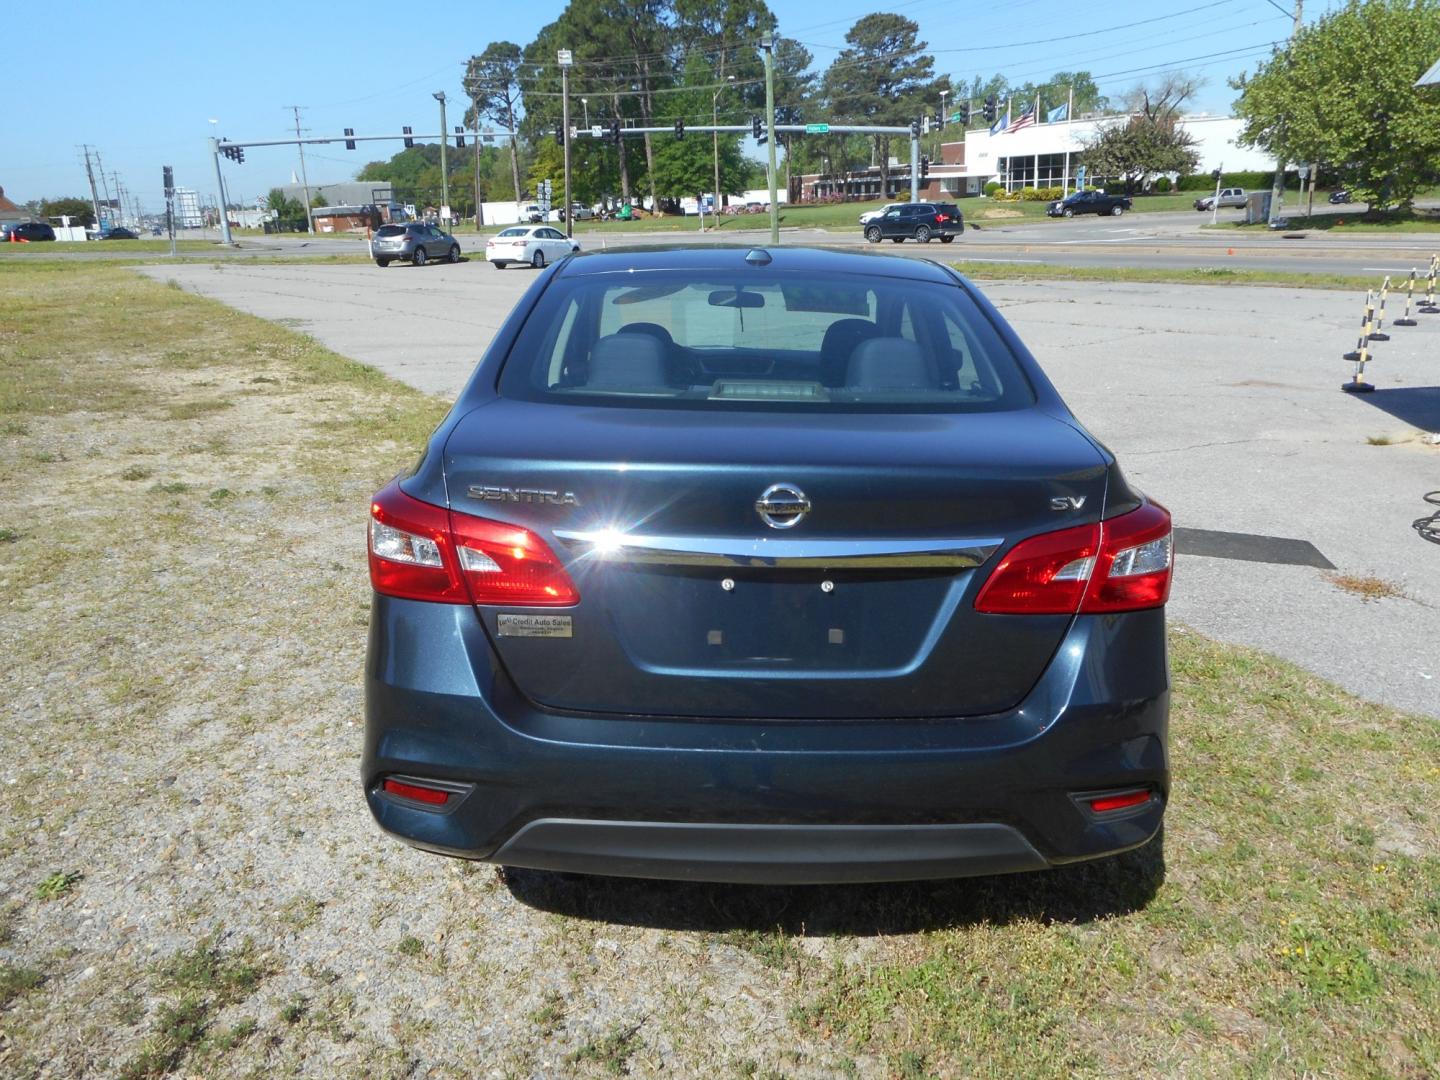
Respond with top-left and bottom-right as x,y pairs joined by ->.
1050,496 -> 1086,512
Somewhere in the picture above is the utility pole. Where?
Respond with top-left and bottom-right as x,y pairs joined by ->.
287,106 -> 314,234
1267,0 -> 1303,225
81,146 -> 103,233
761,31 -> 778,245
473,109 -> 484,229
433,92 -> 449,224
208,137 -> 234,245
559,49 -> 573,239
94,151 -> 113,228
712,75 -> 735,229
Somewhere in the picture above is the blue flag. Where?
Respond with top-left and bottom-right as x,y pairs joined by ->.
1047,102 -> 1069,123
989,115 -> 1007,136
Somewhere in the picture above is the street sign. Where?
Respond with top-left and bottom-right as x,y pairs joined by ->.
557,49 -> 573,67
949,111 -> 963,122
1075,165 -> 1087,189
590,125 -> 603,137
804,123 -> 830,134
1298,164 -> 1310,180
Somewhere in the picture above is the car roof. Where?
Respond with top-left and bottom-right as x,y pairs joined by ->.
555,244 -> 958,284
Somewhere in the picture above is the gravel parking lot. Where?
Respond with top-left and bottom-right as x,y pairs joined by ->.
147,259 -> 1440,719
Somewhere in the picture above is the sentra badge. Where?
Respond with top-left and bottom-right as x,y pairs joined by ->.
469,485 -> 580,507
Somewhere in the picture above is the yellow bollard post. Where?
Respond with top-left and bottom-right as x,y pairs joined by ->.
1421,255 -> 1439,313
1342,290 -> 1376,394
1395,269 -> 1418,326
1369,276 -> 1391,341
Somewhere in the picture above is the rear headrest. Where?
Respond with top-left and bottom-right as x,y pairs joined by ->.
820,318 -> 880,387
617,321 -> 674,345
847,337 -> 933,389
587,333 -> 669,388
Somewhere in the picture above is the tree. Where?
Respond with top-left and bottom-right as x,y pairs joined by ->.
1233,0 -> 1440,210
38,197 -> 94,226
1122,71 -> 1202,123
822,14 -> 948,195
264,189 -> 308,230
650,53 -> 750,201
1007,71 -> 1109,119
465,42 -> 526,203
1079,115 -> 1199,192
310,189 -> 329,208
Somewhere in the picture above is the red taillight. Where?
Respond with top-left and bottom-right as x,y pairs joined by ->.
935,213 -> 949,222
368,481 -> 579,606
382,778 -> 451,805
1088,789 -> 1151,813
974,501 -> 1172,615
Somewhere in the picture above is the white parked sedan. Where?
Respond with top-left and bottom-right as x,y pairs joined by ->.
485,226 -> 580,270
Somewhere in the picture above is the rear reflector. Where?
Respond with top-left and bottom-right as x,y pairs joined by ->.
368,481 -> 579,606
974,501 -> 1172,615
382,778 -> 450,805
1088,789 -> 1151,813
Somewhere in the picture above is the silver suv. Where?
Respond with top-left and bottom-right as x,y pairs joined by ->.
1194,187 -> 1247,211
371,223 -> 461,267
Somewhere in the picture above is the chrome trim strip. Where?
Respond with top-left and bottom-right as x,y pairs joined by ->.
552,529 -> 1001,569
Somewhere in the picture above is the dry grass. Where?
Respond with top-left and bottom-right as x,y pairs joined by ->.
1325,573 -> 1409,603
0,262 -> 1436,1079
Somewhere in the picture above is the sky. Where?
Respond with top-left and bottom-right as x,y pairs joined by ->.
3,0 -> 1340,213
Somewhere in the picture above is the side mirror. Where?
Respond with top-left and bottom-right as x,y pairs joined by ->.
572,244 -> 580,252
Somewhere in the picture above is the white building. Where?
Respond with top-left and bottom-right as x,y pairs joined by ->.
958,113 -> 1274,194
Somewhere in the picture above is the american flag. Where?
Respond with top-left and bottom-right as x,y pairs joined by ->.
1009,102 -> 1037,133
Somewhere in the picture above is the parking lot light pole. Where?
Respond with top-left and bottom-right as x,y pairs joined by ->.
712,75 -> 735,228
761,32 -> 778,245
433,92 -> 449,224
559,49 -> 573,239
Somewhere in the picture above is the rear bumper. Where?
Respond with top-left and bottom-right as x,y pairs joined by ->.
362,598 -> 1169,883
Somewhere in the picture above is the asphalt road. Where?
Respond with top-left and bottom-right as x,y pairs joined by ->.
142,258 -> 1440,719
36,211 -> 1440,278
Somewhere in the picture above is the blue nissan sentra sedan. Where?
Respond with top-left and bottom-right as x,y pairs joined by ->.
362,245 -> 1172,884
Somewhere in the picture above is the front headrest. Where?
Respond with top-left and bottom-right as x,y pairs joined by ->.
617,321 -> 674,345
847,337 -> 933,389
587,333 -> 669,388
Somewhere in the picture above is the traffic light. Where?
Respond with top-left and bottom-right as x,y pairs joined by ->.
983,95 -> 997,123
344,127 -> 356,150
162,166 -> 174,196
752,115 -> 762,139
920,156 -> 930,180
1211,168 -> 1222,181
910,118 -> 920,138
957,102 -> 970,125
403,126 -> 414,148
234,146 -> 244,164
454,125 -> 465,149
554,126 -> 564,145
674,119 -> 684,140
609,117 -> 621,144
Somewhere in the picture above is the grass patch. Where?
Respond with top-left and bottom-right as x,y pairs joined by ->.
0,965 -> 44,1006
567,1020 -> 644,1075
949,260 -> 1378,292
158,933 -> 271,1004
36,870 -> 82,901
396,935 -> 425,957
164,399 -> 232,421
1324,573 -> 1407,602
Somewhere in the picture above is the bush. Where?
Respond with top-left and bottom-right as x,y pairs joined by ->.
1176,170 -> 1302,191
1019,186 -> 1066,201
1155,176 -> 1172,193
983,181 -> 1003,197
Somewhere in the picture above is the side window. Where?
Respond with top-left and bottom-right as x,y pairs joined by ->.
898,302 -> 918,343
541,297 -> 583,386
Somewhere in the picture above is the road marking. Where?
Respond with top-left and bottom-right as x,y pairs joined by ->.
1362,267 -> 1420,273
1054,234 -> 1159,245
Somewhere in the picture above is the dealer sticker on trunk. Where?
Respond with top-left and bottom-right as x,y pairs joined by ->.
497,613 -> 573,638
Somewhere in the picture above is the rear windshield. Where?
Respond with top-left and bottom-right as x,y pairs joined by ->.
498,268 -> 1034,413
498,227 -> 529,237
376,225 -> 405,237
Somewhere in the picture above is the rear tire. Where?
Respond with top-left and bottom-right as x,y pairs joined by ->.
532,249 -> 546,269
412,247 -> 428,267
448,244 -> 461,263
375,258 -> 390,267
1111,205 -> 1125,217
914,225 -> 931,243
939,234 -> 954,244
492,261 -> 507,269
864,226 -> 882,244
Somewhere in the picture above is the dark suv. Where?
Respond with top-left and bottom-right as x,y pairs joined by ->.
863,202 -> 964,244
3,222 -> 56,242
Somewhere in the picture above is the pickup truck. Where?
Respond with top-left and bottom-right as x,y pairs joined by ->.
1194,187 -> 1247,211
1046,190 -> 1132,217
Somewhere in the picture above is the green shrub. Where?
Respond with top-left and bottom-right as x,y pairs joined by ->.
1177,170 -> 1302,192
1155,176 -> 1172,193
983,181 -> 1003,197
1019,186 -> 1065,201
